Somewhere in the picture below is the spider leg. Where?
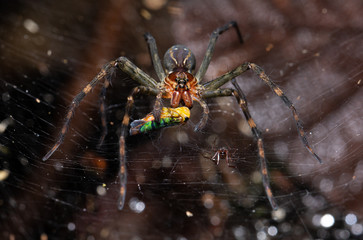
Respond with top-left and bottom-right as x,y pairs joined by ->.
144,33 -> 166,81
152,91 -> 163,122
195,21 -> 243,82
118,86 -> 159,210
42,64 -> 112,161
212,151 -> 220,165
203,63 -> 250,91
202,86 -> 278,210
248,64 -> 322,164
43,57 -> 159,160
203,63 -> 322,164
97,57 -> 160,148
114,56 -> 159,89
97,76 -> 111,149
223,149 -> 236,168
193,97 -> 209,131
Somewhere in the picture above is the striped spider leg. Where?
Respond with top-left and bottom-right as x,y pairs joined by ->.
201,80 -> 278,209
42,57 -> 160,210
200,66 -> 322,209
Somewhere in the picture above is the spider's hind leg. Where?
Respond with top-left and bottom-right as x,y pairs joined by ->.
202,83 -> 278,210
248,63 -> 322,164
203,62 -> 322,164
231,79 -> 278,209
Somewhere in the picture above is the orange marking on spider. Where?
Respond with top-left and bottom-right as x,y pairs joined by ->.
83,84 -> 92,94
293,113 -> 299,121
274,87 -> 283,96
122,115 -> 130,125
120,186 -> 126,195
265,187 -> 273,197
300,129 -> 305,137
248,119 -> 257,128
120,165 -> 126,174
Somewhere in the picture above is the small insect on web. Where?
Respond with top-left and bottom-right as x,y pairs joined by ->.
43,21 -> 322,210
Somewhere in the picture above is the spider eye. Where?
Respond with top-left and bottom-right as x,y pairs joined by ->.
164,45 -> 196,73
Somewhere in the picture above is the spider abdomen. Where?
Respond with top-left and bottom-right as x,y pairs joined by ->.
163,45 -> 196,73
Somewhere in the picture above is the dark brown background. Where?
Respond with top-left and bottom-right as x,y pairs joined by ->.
1,0 -> 362,239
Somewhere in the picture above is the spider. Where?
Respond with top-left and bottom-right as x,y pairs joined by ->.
43,21 -> 322,210
212,147 -> 234,167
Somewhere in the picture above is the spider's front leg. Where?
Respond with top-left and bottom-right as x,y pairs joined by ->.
196,21 -> 243,81
248,63 -> 322,163
144,33 -> 166,82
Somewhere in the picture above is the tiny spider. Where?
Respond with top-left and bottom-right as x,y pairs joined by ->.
43,21 -> 322,210
212,147 -> 234,167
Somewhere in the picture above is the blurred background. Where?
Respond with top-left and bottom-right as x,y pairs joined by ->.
0,0 -> 362,239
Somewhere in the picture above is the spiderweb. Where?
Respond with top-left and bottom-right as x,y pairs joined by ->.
1,0 -> 363,239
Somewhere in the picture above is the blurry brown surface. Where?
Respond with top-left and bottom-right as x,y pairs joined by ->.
1,0 -> 362,239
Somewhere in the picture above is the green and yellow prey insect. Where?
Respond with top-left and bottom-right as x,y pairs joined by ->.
129,107 -> 190,135
43,21 -> 322,210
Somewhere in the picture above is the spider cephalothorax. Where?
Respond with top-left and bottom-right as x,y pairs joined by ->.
162,45 -> 199,108
163,71 -> 199,108
43,21 -> 322,211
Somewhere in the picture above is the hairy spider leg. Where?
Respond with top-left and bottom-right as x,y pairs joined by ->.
43,57 -> 159,160
43,56 -> 160,210
231,79 -> 278,209
97,76 -> 112,149
42,65 -> 110,161
190,21 -> 242,131
203,63 -> 322,164
193,97 -> 209,131
202,85 -> 278,210
144,32 -> 166,82
144,33 -> 170,122
99,58 -> 160,210
98,57 -> 161,148
152,90 -> 164,123
195,21 -> 243,82
118,86 -> 158,210
249,63 -> 322,164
